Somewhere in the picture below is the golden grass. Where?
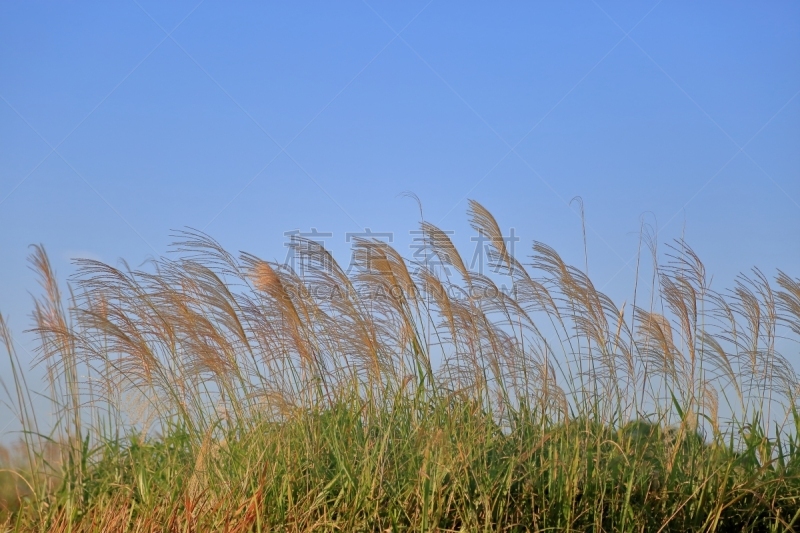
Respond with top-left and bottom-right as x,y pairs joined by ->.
1,201 -> 799,531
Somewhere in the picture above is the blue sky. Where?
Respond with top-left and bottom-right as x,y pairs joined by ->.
1,1 -> 799,413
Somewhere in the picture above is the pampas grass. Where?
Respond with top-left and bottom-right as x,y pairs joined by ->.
2,201 -> 799,531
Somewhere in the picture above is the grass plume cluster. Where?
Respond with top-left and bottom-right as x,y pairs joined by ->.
2,201 -> 800,531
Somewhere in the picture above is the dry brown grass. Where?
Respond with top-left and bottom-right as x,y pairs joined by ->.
2,201 -> 800,531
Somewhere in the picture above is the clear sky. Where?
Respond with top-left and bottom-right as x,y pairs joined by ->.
1,1 -> 799,418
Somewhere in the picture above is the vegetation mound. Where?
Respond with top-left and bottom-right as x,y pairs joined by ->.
2,201 -> 799,531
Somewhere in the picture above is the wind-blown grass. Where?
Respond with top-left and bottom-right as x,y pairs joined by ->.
2,201 -> 800,531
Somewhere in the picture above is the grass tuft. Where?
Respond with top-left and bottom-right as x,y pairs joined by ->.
2,202 -> 800,531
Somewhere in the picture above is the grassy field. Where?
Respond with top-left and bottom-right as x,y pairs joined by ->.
2,201 -> 799,531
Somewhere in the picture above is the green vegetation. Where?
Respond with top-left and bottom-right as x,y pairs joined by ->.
2,201 -> 800,531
